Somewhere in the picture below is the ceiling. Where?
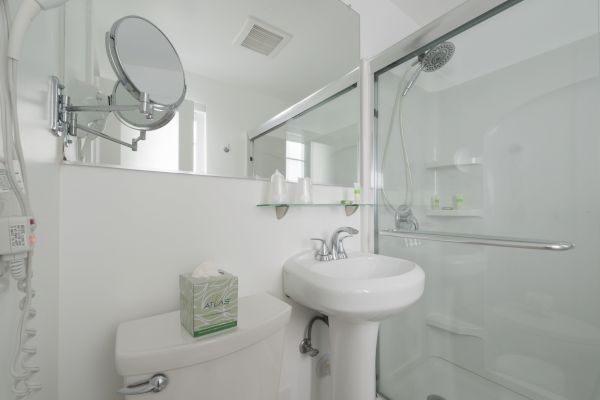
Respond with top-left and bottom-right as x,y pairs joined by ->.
67,0 -> 359,104
387,0 -> 468,25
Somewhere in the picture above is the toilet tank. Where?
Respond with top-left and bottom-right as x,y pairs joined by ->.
115,293 -> 292,400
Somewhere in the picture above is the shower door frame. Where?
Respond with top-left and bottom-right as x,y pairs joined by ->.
368,0 -> 588,399
366,0 -> 525,254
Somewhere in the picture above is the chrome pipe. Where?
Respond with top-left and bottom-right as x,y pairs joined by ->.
299,315 -> 329,357
380,229 -> 574,251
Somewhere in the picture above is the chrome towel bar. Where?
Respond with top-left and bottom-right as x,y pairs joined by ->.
380,229 -> 574,251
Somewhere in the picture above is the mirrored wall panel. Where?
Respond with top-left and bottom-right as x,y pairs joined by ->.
250,85 -> 359,186
62,0 -> 359,179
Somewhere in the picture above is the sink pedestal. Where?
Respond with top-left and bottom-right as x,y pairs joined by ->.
329,317 -> 379,400
283,251 -> 425,400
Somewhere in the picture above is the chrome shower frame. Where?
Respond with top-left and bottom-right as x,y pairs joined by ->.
368,0 -> 525,253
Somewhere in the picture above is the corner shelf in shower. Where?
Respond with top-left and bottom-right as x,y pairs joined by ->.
425,157 -> 482,169
426,209 -> 483,217
257,203 -> 374,220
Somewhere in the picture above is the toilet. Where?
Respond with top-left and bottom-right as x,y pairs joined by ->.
115,293 -> 291,399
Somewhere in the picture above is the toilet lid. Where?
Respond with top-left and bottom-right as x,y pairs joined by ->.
115,292 -> 291,376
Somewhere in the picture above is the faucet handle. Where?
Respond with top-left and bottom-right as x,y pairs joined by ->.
335,235 -> 355,260
310,238 -> 333,261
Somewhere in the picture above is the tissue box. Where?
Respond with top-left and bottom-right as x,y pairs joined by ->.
179,271 -> 238,337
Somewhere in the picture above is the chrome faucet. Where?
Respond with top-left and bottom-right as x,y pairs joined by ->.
310,227 -> 359,261
330,226 -> 359,260
394,205 -> 419,231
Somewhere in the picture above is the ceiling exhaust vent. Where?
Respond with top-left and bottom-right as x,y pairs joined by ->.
234,16 -> 292,57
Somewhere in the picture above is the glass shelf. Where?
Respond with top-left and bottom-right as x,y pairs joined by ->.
424,157 -> 482,169
257,203 -> 374,219
426,209 -> 483,217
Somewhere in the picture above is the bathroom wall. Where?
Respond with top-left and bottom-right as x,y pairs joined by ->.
58,165 -> 361,400
341,0 -> 419,59
0,3 -> 63,400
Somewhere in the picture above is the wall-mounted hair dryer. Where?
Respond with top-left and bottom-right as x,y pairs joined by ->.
3,1 -> 69,399
8,0 -> 70,60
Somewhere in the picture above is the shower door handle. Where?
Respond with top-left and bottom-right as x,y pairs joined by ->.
380,229 -> 574,251
118,374 -> 169,395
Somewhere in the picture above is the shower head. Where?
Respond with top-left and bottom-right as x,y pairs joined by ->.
402,41 -> 455,97
420,41 -> 455,72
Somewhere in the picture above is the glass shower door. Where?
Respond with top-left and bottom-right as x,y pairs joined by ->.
375,1 -> 600,399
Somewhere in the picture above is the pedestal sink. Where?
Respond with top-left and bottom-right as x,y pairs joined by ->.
283,251 -> 425,400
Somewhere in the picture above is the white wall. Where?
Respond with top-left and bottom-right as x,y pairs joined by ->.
342,0 -> 419,59
0,3 -> 63,400
58,165 -> 361,400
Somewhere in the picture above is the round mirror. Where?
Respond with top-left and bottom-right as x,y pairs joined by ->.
111,81 -> 175,131
106,15 -> 186,111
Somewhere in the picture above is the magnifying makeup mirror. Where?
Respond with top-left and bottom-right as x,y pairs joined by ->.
106,15 -> 187,114
50,15 -> 187,151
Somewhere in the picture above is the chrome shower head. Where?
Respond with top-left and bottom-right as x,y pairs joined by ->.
402,41 -> 455,97
420,41 -> 455,72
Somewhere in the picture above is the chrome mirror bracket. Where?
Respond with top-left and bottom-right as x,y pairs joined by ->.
50,76 -> 152,151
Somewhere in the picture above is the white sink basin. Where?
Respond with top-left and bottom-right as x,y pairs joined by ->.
283,251 -> 425,400
283,251 -> 425,321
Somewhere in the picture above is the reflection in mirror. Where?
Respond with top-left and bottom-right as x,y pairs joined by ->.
250,85 -> 359,186
63,0 -> 359,179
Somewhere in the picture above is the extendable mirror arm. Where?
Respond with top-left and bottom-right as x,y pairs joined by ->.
51,77 -> 151,151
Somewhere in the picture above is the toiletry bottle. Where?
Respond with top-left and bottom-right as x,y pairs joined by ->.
431,194 -> 440,210
453,194 -> 464,210
353,182 -> 361,203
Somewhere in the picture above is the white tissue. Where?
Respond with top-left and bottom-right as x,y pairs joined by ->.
192,260 -> 222,278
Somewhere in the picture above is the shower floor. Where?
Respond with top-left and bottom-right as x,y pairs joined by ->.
378,357 -> 529,400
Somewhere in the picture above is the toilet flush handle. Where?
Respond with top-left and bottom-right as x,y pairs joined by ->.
118,374 -> 169,396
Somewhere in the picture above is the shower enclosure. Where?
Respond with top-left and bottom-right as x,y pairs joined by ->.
374,0 -> 600,399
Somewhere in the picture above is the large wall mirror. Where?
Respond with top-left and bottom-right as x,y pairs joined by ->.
63,0 -> 360,185
249,78 -> 359,186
